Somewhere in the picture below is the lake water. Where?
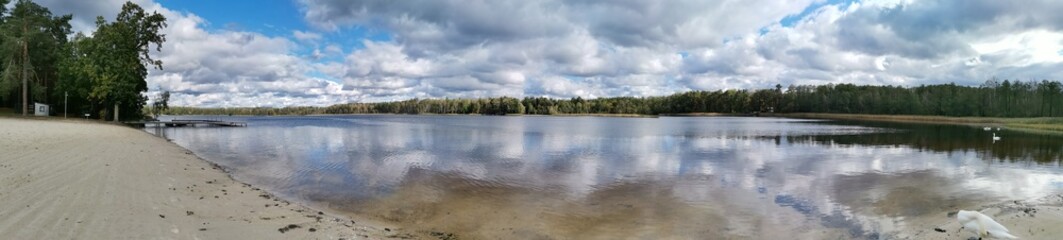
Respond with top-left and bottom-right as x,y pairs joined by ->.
149,115 -> 1063,239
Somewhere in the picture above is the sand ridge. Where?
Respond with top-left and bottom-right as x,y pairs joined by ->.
0,117 -> 413,239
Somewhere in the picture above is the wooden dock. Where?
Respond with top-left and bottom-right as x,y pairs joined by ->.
126,119 -> 247,128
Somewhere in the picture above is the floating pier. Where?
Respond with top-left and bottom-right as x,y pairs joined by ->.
126,119 -> 247,128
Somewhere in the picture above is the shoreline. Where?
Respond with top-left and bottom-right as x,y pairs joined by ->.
903,192 -> 1063,239
161,111 -> 1063,134
0,117 -> 414,239
766,112 -> 1063,134
175,112 -> 747,119
305,112 -> 659,118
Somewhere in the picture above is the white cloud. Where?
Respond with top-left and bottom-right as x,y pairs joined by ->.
970,30 -> 1063,66
146,20 -> 366,106
292,30 -> 322,42
38,0 -> 368,107
34,0 -> 158,33
32,0 -> 1063,107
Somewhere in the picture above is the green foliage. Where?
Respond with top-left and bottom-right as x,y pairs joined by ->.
0,0 -> 72,109
0,1 -> 165,119
83,2 -> 166,120
149,90 -> 169,119
776,80 -> 1063,117
165,80 -> 1063,118
0,59 -> 18,100
55,33 -> 95,115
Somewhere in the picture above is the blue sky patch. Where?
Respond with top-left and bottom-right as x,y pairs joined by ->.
780,0 -> 854,27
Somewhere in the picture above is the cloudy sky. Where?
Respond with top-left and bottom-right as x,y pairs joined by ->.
33,0 -> 1063,107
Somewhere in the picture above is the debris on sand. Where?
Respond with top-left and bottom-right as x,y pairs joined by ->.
278,224 -> 301,233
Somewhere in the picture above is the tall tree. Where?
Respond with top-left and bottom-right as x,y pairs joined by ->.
0,0 -> 10,107
149,90 -> 169,119
0,0 -> 71,114
55,33 -> 95,116
86,2 -> 166,120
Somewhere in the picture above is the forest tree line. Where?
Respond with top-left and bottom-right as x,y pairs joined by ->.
165,79 -> 1063,118
0,0 -> 165,120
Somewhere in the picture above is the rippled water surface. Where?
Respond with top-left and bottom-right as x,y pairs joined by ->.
150,115 -> 1063,238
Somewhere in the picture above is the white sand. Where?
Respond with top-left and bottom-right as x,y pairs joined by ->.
0,118 -> 411,239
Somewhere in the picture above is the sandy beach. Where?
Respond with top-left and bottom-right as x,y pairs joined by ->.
0,117 -> 409,239
901,192 -> 1063,240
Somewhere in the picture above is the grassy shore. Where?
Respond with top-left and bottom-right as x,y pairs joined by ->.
0,117 -> 412,239
304,112 -> 660,118
529,113 -> 656,118
767,113 -> 1063,133
662,112 -> 751,117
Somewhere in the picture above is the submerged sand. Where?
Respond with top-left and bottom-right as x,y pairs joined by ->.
0,117 -> 408,239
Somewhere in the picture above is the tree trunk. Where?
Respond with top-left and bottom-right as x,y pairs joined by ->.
21,25 -> 28,116
114,103 -> 119,122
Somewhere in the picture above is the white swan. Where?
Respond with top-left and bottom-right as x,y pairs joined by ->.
957,210 -> 1018,239
984,127 -> 992,131
993,133 -> 1001,141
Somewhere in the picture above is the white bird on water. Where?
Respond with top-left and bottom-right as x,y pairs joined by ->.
993,133 -> 1001,141
957,210 -> 1018,239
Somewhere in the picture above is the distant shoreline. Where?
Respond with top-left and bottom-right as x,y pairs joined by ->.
766,113 -> 1063,134
164,111 -> 1063,133
184,112 -> 751,118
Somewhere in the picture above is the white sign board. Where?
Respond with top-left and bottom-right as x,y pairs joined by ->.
34,103 -> 48,116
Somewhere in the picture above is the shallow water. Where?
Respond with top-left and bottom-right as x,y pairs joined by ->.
149,115 -> 1063,239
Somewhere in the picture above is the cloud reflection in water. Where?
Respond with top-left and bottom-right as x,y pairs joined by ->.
153,115 -> 1063,238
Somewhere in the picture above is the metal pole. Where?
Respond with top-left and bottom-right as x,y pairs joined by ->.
64,92 -> 68,118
